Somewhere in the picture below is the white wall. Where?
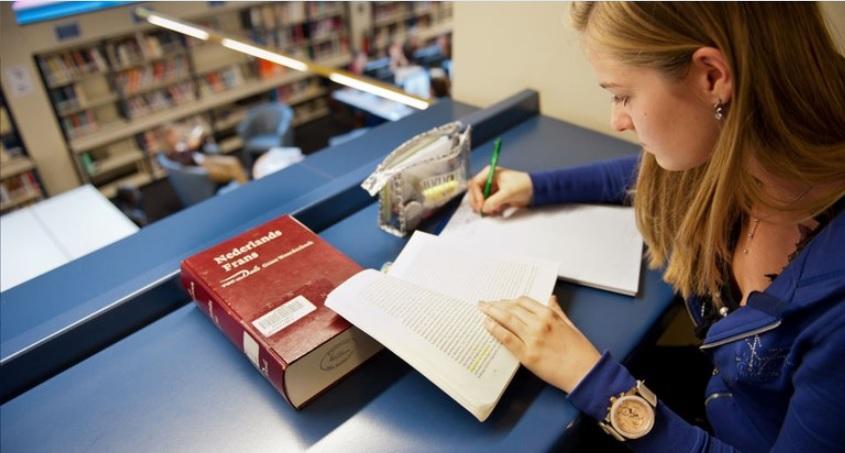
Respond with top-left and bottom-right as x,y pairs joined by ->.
452,2 -> 845,144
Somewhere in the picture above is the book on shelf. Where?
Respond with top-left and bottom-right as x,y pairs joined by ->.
89,48 -> 109,72
115,39 -> 143,68
0,110 -> 9,137
124,81 -> 196,119
244,5 -> 269,30
201,65 -> 247,94
260,4 -> 277,29
243,2 -> 310,30
286,2 -> 307,24
80,152 -> 96,176
0,170 -> 42,205
274,79 -> 314,102
40,49 -> 106,85
180,215 -> 383,409
142,34 -> 163,58
291,25 -> 307,46
326,231 -> 559,421
373,2 -> 411,24
62,110 -> 98,137
257,59 -> 285,79
0,182 -> 9,205
307,1 -> 341,19
106,32 -> 178,69
220,65 -> 246,88
117,57 -> 189,94
71,50 -> 88,70
52,84 -> 87,113
61,54 -> 79,77
310,17 -> 341,41
152,31 -> 182,54
313,41 -> 343,61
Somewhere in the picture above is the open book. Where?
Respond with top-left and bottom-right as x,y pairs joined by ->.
325,231 -> 558,421
440,194 -> 644,296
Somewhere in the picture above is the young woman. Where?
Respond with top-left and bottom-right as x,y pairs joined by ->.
469,3 -> 845,451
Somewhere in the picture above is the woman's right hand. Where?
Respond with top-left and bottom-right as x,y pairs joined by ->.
468,166 -> 534,215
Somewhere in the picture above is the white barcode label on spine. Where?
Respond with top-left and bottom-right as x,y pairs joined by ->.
243,332 -> 260,368
252,295 -> 316,337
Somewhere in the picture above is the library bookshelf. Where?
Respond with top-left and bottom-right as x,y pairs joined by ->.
368,1 -> 453,55
1,91 -> 45,214
33,1 -> 352,199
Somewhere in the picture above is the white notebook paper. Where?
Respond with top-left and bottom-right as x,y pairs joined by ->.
440,194 -> 644,296
326,231 -> 558,421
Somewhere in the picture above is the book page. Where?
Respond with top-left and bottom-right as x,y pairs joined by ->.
388,231 -> 556,304
327,233 -> 557,421
325,270 -> 509,421
360,273 -> 509,381
441,194 -> 644,296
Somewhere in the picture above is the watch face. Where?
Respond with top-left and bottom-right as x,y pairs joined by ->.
610,395 -> 655,439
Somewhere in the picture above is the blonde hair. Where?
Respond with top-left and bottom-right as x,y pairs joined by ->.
571,2 -> 845,301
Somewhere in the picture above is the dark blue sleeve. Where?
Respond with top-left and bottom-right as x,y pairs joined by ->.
770,322 -> 845,452
529,155 -> 639,206
569,337 -> 845,453
567,351 -> 739,452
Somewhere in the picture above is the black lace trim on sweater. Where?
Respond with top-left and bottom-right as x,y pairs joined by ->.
694,196 -> 845,339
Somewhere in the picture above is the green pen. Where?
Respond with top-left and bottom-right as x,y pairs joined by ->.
481,138 -> 502,216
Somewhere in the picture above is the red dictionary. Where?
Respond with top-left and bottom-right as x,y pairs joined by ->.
180,215 -> 382,408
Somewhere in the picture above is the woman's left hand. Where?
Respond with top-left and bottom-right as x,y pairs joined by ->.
479,295 -> 601,394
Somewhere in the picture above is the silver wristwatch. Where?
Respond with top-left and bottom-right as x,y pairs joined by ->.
599,380 -> 657,441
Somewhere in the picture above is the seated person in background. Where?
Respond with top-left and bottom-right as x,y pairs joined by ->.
436,34 -> 453,78
429,67 -> 451,99
402,29 -> 421,64
388,39 -> 410,72
349,49 -> 369,75
113,185 -> 148,227
435,34 -> 451,61
163,121 -> 248,185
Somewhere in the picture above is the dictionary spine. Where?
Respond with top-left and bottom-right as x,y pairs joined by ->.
180,261 -> 294,405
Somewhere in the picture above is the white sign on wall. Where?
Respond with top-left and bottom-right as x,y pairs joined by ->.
4,65 -> 34,97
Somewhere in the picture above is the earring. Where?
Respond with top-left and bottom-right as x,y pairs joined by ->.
714,99 -> 726,121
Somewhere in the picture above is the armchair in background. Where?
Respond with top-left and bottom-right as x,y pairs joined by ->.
236,103 -> 294,171
157,153 -> 226,208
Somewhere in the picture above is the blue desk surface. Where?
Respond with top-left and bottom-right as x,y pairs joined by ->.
1,112 -> 675,452
1,100 -> 476,371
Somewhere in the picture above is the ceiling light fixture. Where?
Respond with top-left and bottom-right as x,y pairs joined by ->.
135,7 -> 431,110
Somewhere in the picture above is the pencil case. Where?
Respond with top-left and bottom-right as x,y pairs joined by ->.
361,121 -> 472,237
